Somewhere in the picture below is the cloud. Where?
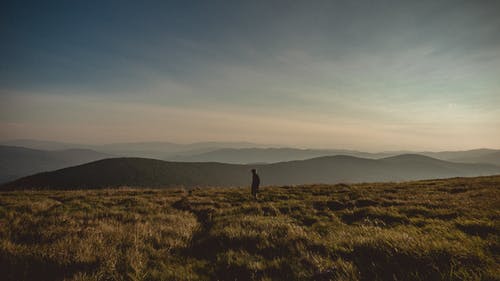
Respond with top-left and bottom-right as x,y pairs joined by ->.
1,0 -> 499,150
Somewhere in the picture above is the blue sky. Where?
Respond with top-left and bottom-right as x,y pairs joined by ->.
1,0 -> 499,150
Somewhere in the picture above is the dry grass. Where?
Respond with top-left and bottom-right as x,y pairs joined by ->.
1,176 -> 499,281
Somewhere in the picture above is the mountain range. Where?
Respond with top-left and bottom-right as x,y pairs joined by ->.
0,139 -> 271,159
1,139 -> 499,186
172,148 -> 500,165
3,139 -> 500,164
3,154 -> 499,190
170,148 -> 392,163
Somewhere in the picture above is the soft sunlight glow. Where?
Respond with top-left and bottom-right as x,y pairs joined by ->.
1,1 -> 499,151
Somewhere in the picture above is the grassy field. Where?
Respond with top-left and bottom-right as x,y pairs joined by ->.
0,176 -> 499,281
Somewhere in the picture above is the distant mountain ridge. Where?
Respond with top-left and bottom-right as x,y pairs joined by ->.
421,149 -> 500,166
3,154 -> 499,190
0,139 -> 272,159
170,148 -> 393,163
2,139 -> 499,166
171,147 -> 500,166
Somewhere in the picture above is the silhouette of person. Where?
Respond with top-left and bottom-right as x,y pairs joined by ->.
251,169 -> 260,199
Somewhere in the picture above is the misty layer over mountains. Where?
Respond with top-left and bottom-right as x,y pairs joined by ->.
0,139 -> 267,159
2,139 -> 500,164
1,139 -> 499,186
169,148 -> 394,163
170,148 -> 500,166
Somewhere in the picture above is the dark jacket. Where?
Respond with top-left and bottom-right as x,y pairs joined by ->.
252,173 -> 260,189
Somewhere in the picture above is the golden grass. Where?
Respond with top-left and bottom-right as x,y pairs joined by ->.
1,176 -> 499,280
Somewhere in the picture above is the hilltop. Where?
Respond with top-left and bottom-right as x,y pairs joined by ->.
3,154 -> 499,190
1,175 -> 498,280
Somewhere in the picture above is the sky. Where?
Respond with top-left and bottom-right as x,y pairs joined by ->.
1,0 -> 499,151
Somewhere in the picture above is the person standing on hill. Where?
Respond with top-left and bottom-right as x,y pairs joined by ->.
251,169 -> 260,199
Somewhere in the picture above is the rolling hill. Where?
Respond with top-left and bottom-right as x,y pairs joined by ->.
0,145 -> 112,183
3,154 -> 499,190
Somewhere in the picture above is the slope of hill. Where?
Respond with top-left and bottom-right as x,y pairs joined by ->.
2,158 -> 249,189
263,154 -> 500,184
3,155 -> 499,190
0,145 -> 112,183
378,154 -> 499,180
1,176 -> 499,280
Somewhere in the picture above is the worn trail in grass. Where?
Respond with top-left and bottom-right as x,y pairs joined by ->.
1,176 -> 499,281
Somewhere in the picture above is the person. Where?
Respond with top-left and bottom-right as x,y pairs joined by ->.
251,169 -> 260,199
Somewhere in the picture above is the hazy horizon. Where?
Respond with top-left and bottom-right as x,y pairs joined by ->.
2,137 -> 500,153
2,1 -> 499,151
